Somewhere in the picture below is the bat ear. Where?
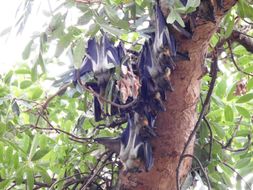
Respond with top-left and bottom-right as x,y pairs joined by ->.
95,137 -> 121,153
144,141 -> 154,171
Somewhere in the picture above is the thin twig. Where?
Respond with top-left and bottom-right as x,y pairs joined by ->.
213,135 -> 251,152
48,172 -> 88,190
222,162 -> 252,190
80,152 -> 112,189
31,112 -> 92,142
182,154 -> 211,189
223,116 -> 243,149
242,18 -> 253,25
176,55 -> 218,190
226,134 -> 251,152
203,117 -> 213,162
227,41 -> 253,77
77,69 -> 137,109
42,83 -> 71,109
75,0 -> 102,4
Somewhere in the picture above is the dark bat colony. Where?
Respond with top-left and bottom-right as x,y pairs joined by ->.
72,0 -> 220,172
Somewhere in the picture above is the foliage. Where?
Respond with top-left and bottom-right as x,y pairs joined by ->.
0,0 -> 253,189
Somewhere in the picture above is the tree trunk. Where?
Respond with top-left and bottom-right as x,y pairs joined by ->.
119,0 -> 237,189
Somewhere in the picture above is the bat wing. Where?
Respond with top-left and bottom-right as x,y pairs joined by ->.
95,137 -> 121,153
154,4 -> 176,57
144,141 -> 153,171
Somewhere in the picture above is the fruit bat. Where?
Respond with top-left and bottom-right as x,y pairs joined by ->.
153,4 -> 177,65
73,34 -> 124,120
197,0 -> 216,23
95,113 -> 153,171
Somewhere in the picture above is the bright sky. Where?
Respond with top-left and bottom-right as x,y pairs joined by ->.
0,1 -> 21,73
0,1 -> 62,74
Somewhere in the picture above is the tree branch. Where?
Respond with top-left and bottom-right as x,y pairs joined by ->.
231,30 -> 253,53
228,40 -> 253,77
214,134 -> 251,153
42,83 -> 71,109
80,152 -> 113,189
223,116 -> 243,149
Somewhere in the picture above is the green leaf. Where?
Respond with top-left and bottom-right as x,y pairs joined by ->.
22,40 -> 33,60
85,23 -> 100,37
37,53 -> 46,73
247,77 -> 253,90
104,6 -> 129,30
28,134 -> 39,161
72,38 -> 85,69
20,80 -> 32,89
237,0 -> 253,20
224,105 -> 234,122
186,0 -> 200,8
36,165 -> 52,184
5,146 -> 13,164
236,93 -> 253,103
29,87 -> 43,100
16,166 -> 26,185
223,12 -> 234,39
0,179 -> 11,189
236,106 -> 251,118
235,158 -> 251,169
31,65 -> 38,82
238,55 -> 253,66
13,152 -> 19,169
212,95 -> 225,108
55,26 -> 82,57
233,45 -> 246,55
227,83 -> 236,101
167,9 -> 176,24
4,70 -> 13,84
100,23 -> 126,36
207,109 -> 222,122
216,78 -> 227,98
0,138 -> 27,158
26,168 -> 34,190
77,8 -> 93,25
15,66 -> 31,74
32,148 -> 50,161
244,65 -> 253,73
212,123 -> 225,138
175,11 -> 185,27
239,166 -> 253,177
0,144 -> 3,162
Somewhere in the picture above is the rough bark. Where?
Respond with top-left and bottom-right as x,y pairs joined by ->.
119,1 -> 237,190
